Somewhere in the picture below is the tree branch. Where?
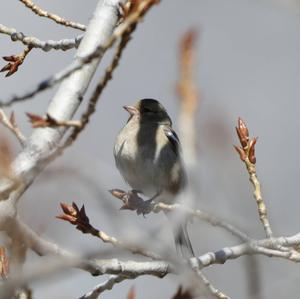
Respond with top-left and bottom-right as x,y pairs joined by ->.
57,202 -> 161,260
78,275 -> 128,299
235,118 -> 273,238
0,110 -> 26,147
19,0 -> 86,31
193,233 -> 300,270
110,189 -> 251,242
0,24 -> 82,51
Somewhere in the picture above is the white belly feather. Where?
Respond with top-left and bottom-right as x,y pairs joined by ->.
114,123 -> 167,198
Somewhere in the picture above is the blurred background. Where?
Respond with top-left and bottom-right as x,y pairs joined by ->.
1,0 -> 300,298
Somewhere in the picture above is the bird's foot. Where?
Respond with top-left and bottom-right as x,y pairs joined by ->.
109,188 -> 154,216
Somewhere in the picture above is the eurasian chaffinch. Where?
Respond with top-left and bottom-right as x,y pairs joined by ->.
114,98 -> 194,257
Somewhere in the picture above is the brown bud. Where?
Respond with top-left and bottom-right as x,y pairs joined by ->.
2,55 -> 16,62
248,137 -> 258,164
26,112 -> 48,128
0,64 -> 11,73
57,202 -> 93,234
234,145 -> 247,161
56,213 -> 77,224
109,189 -> 126,200
60,202 -> 77,217
236,117 -> 249,148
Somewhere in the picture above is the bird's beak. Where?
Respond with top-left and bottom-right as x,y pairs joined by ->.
123,105 -> 138,116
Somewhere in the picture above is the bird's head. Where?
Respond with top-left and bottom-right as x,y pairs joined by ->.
123,98 -> 172,125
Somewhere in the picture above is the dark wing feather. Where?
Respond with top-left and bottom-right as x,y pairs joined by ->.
163,126 -> 181,155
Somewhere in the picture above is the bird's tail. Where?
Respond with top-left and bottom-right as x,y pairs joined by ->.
165,211 -> 194,258
174,222 -> 194,258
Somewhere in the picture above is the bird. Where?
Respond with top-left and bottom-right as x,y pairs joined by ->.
114,98 -> 194,257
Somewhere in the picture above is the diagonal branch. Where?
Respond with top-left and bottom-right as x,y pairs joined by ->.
19,0 -> 86,31
0,110 -> 26,147
57,202 -> 161,260
196,270 -> 230,299
78,275 -> 128,299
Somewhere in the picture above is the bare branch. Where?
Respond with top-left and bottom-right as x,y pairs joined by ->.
193,232 -> 300,270
0,23 -> 82,51
5,218 -> 300,298
235,118 -> 273,238
0,110 -> 26,147
57,202 -> 161,260
110,189 -> 251,242
78,275 -> 127,299
1,46 -> 32,77
26,113 -> 82,129
19,0 -> 86,31
196,271 -> 230,299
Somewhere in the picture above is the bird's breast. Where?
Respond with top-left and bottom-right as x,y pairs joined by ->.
114,121 -> 186,200
114,124 -> 162,196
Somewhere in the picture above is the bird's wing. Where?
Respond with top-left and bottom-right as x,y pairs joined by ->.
163,126 -> 181,155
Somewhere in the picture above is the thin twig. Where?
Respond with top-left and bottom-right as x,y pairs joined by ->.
154,202 -> 251,241
235,118 -> 273,238
26,113 -> 82,129
78,275 -> 128,299
110,189 -> 251,242
57,202 -> 161,260
0,110 -> 26,147
0,24 -> 82,51
1,46 -> 32,77
19,0 -> 86,31
196,270 -> 230,299
245,158 -> 272,237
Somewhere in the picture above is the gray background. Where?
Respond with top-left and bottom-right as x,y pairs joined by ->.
1,0 -> 300,298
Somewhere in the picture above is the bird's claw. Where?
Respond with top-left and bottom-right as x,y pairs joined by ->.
109,188 -> 154,216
